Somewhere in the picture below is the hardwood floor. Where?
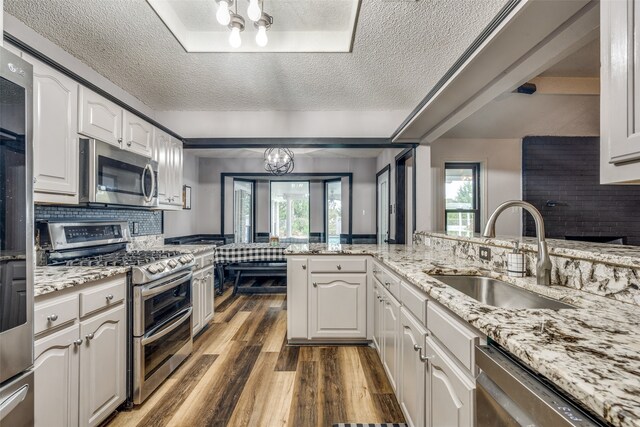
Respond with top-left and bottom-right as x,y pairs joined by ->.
108,287 -> 405,427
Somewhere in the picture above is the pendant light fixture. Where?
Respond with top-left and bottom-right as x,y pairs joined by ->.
254,12 -> 272,47
215,0 -> 232,25
264,148 -> 295,176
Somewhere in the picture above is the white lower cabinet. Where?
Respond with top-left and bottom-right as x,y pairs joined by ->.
372,282 -> 383,353
192,251 -> 216,336
309,273 -> 367,339
425,336 -> 475,427
34,275 -> 127,427
381,285 -> 400,393
34,325 -> 80,427
79,305 -> 126,427
286,256 -> 368,342
399,307 -> 427,427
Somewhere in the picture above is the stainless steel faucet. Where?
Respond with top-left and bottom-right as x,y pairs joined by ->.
483,201 -> 552,286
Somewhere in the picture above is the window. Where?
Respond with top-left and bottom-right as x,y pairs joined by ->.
325,179 -> 342,245
233,180 -> 254,243
270,181 -> 310,243
445,163 -> 480,235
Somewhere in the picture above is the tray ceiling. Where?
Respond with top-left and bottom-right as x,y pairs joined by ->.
147,0 -> 361,52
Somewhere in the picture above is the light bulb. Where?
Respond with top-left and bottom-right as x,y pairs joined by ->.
247,0 -> 261,21
229,26 -> 242,48
216,0 -> 231,25
256,24 -> 268,47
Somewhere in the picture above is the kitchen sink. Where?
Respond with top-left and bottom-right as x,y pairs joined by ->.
431,275 -> 575,310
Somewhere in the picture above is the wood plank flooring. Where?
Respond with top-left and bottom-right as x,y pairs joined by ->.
108,288 -> 405,427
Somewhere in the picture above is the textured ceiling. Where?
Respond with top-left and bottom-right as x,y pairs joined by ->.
4,0 -> 509,111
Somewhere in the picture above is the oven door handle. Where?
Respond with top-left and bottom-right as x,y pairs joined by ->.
141,163 -> 155,203
141,271 -> 193,298
141,307 -> 192,346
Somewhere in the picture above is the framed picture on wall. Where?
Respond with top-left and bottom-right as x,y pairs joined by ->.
183,185 -> 192,210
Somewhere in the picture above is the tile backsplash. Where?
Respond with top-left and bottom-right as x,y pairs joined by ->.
35,205 -> 163,236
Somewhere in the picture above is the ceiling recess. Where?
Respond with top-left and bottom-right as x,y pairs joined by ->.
147,0 -> 361,53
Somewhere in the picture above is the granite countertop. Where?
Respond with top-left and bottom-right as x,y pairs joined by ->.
34,265 -> 130,297
285,243 -> 640,427
419,231 -> 640,268
34,244 -> 217,297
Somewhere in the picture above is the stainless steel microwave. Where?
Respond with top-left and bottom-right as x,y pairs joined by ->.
79,138 -> 158,207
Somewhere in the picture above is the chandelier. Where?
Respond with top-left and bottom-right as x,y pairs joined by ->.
215,0 -> 273,48
264,148 -> 294,176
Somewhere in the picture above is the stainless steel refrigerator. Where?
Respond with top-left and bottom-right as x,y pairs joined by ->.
0,45 -> 34,427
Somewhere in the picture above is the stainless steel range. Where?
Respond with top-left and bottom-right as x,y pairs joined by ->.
42,221 -> 196,405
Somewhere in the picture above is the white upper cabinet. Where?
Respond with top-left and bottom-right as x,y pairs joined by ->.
153,129 -> 184,208
78,87 -> 122,147
122,111 -> 153,157
168,137 -> 184,205
601,0 -> 640,183
27,55 -> 79,204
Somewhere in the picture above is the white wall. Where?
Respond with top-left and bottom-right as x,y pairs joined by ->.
429,138 -> 522,236
415,145 -> 433,231
1,0 -> 4,47
196,156 -> 377,236
156,110 -> 409,139
164,151 -> 199,237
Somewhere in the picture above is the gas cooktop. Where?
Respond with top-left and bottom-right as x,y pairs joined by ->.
64,250 -> 186,267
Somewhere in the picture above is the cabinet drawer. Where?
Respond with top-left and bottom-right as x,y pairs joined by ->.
79,277 -> 126,318
380,269 -> 401,300
35,294 -> 78,335
372,261 -> 385,284
427,303 -> 480,372
309,258 -> 366,273
400,281 -> 427,324
198,252 -> 215,270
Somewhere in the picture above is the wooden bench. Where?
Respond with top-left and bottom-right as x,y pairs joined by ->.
226,262 -> 287,295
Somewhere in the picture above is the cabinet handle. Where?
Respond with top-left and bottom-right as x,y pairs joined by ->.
413,344 -> 422,352
336,264 -> 342,270
118,138 -> 123,143
385,282 -> 391,288
127,141 -> 132,147
106,294 -> 114,301
373,269 -> 378,274
420,353 -> 434,362
313,282 -> 318,287
73,339 -> 83,346
86,333 -> 95,341
302,265 -> 307,270
47,314 -> 58,322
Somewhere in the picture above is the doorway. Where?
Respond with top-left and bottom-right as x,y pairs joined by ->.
233,179 -> 254,243
395,148 -> 416,245
376,165 -> 390,244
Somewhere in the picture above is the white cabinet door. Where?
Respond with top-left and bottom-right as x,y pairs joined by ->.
287,257 -> 309,340
309,273 -> 367,339
78,87 -> 122,147
381,286 -> 400,393
169,137 -> 183,206
400,307 -> 427,427
601,0 -> 640,183
122,111 -> 153,157
153,128 -> 170,204
202,269 -> 214,325
79,304 -> 126,427
372,282 -> 382,354
29,56 -> 79,202
192,272 -> 203,335
34,325 -> 80,427
425,336 -> 474,427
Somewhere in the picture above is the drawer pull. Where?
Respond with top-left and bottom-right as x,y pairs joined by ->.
313,282 -> 318,287
337,264 -> 342,270
106,294 -> 114,301
86,333 -> 95,341
420,353 -> 434,362
413,344 -> 422,352
73,339 -> 83,346
47,314 -> 58,322
302,265 -> 307,270
385,282 -> 391,288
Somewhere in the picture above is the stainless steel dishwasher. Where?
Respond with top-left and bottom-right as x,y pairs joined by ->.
475,344 -> 606,427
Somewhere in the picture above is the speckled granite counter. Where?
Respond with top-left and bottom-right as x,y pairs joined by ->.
154,244 -> 216,256
285,243 -> 640,427
34,266 -> 129,297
